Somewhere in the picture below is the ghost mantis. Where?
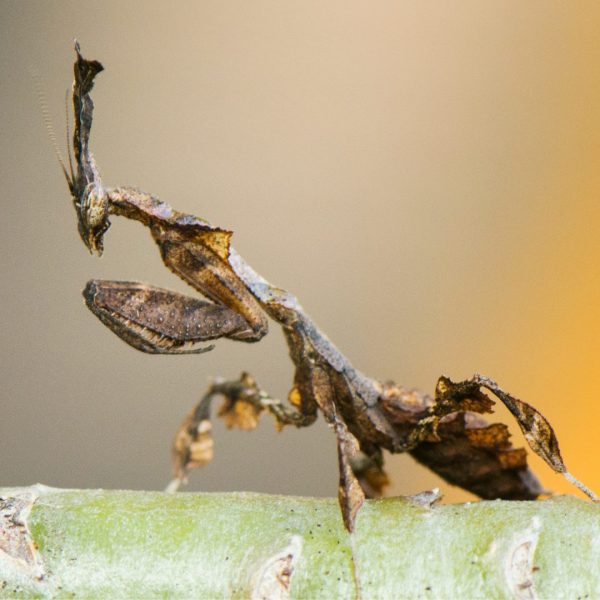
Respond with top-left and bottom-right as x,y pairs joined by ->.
64,44 -> 596,531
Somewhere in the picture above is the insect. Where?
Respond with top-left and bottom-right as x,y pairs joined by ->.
64,44 -> 597,531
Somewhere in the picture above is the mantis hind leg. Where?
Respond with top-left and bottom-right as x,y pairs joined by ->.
167,372 -> 318,491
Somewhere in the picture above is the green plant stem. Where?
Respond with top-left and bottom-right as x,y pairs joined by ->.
0,485 -> 598,599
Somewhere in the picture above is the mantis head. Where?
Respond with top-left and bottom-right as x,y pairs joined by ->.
67,41 -> 110,255
71,178 -> 110,256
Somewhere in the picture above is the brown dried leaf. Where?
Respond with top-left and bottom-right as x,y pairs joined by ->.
334,417 -> 365,532
464,423 -> 511,450
217,372 -> 265,430
435,376 -> 495,414
171,408 -> 214,482
219,398 -> 263,430
410,411 -> 544,500
473,375 -> 566,473
194,229 -> 233,261
497,448 -> 528,470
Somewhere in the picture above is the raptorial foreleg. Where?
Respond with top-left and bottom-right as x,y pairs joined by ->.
83,279 -> 262,354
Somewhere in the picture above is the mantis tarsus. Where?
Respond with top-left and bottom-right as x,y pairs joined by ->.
64,44 -> 597,532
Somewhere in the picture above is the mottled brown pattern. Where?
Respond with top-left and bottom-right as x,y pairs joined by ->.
66,45 -> 597,531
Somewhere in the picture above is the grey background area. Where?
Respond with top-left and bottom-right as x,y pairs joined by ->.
2,2 -> 600,502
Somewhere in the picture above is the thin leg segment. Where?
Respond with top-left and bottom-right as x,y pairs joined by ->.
168,372 -> 318,490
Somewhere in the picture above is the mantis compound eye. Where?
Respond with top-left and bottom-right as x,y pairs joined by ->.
76,183 -> 110,256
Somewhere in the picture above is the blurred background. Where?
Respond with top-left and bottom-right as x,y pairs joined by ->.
1,2 -> 599,503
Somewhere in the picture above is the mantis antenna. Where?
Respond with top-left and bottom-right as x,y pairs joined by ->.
31,65 -> 72,185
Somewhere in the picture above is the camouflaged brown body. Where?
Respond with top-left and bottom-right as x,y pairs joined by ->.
66,45 -> 597,532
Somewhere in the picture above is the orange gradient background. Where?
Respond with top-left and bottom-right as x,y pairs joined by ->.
1,2 -> 599,503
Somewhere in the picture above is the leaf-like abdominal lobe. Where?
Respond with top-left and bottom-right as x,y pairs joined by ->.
83,280 -> 250,354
